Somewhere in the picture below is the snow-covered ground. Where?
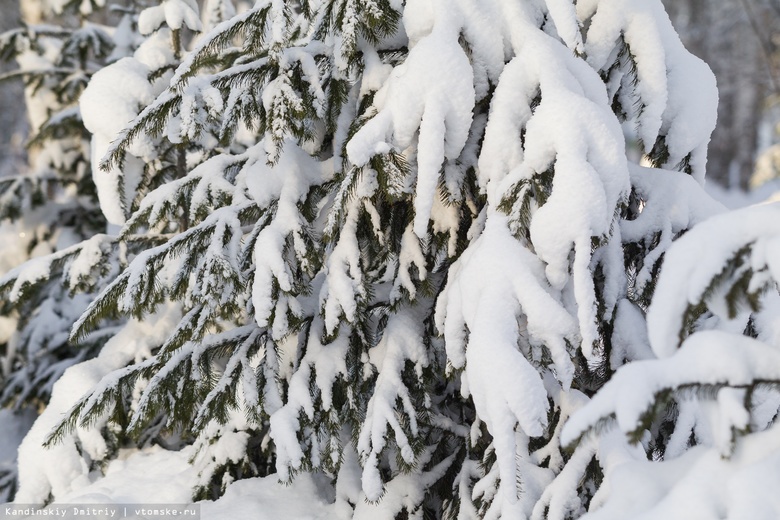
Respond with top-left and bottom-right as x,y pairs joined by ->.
65,447 -> 335,520
6,444 -> 336,519
705,179 -> 780,209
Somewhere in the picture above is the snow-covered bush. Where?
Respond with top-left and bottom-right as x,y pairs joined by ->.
10,0 -> 775,518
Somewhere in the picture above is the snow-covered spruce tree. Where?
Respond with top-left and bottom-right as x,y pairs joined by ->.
2,0 -> 722,517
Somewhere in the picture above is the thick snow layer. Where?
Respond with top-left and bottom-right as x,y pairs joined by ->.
65,234 -> 114,290
622,164 -> 725,294
647,202 -> 780,358
201,473 -> 337,520
138,0 -> 202,36
15,309 -> 180,504
14,443 -> 338,519
200,0 -> 236,32
249,141 -> 327,333
562,330 -> 780,448
354,449 -> 456,519
10,0 -> 730,517
622,164 -> 725,244
269,318 -> 349,482
59,446 -> 198,505
531,438 -> 596,520
580,423 -> 780,520
80,51 -> 159,225
478,23 -> 630,362
80,58 -> 152,226
436,213 -> 578,502
320,173 -> 374,334
346,0 -> 475,238
579,0 -> 718,179
80,30 -> 175,226
609,299 -> 654,369
357,310 -> 429,500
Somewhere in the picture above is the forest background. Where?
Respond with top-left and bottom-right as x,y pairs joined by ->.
5,0 -> 779,191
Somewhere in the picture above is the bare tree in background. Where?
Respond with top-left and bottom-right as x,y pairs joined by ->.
664,0 -> 780,189
0,0 -> 27,178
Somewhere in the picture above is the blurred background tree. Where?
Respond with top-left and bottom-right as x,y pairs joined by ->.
663,0 -> 780,190
0,0 -> 27,179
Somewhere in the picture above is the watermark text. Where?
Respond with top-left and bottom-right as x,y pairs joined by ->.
2,504 -> 200,519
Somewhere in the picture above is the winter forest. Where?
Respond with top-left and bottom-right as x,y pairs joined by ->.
3,0 -> 780,518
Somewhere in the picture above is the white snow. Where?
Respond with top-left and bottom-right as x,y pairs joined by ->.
357,310 -> 429,500
562,330 -> 780,448
320,173 -> 372,334
346,0 -> 475,238
436,213 -> 578,502
610,299 -> 654,369
65,235 -> 113,289
201,473 -> 337,520
579,0 -> 718,179
15,309 -> 181,504
579,424 -> 780,520
248,141 -> 327,333
80,32 -> 174,226
60,446 -> 198,505
14,444 -> 338,519
269,318 -> 349,482
647,202 -> 780,357
138,0 -> 202,36
2,0 -> 745,518
478,23 -> 630,363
